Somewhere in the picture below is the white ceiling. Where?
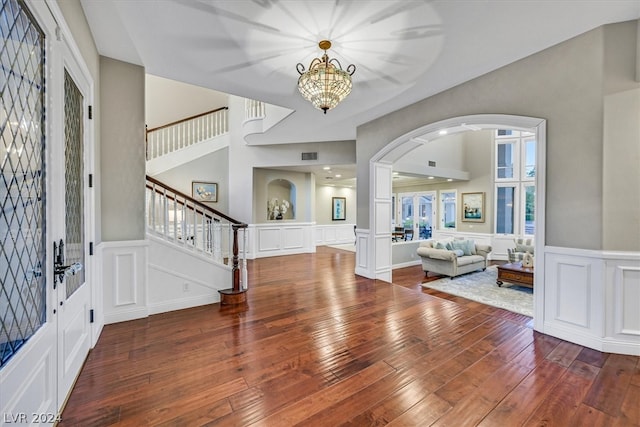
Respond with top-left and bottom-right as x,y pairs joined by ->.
81,0 -> 640,144
81,1 -> 639,185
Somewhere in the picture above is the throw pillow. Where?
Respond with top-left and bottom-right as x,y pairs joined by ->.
466,239 -> 477,255
451,240 -> 472,256
452,249 -> 464,257
435,240 -> 452,250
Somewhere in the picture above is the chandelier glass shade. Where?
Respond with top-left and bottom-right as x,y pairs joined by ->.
296,40 -> 356,114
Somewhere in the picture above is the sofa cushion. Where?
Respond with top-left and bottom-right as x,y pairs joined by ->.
456,255 -> 485,266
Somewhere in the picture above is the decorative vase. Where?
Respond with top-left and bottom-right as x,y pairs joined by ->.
522,252 -> 534,268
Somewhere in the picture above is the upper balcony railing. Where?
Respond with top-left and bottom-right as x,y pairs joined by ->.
146,107 -> 228,161
244,99 -> 265,121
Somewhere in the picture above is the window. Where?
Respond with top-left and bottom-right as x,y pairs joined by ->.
440,190 -> 457,230
396,192 -> 435,240
496,140 -> 517,179
496,185 -> 516,234
494,130 -> 535,236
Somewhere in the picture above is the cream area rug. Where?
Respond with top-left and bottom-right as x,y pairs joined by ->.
421,266 -> 533,316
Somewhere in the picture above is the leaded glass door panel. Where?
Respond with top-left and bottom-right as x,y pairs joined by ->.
0,0 -> 47,369
56,68 -> 91,406
0,0 -> 58,417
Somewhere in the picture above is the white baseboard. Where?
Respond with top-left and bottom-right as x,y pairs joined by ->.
148,294 -> 219,315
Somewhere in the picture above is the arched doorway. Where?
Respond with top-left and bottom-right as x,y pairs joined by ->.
367,114 -> 546,330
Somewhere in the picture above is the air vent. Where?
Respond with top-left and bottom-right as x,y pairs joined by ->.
428,160 -> 436,167
301,152 -> 318,161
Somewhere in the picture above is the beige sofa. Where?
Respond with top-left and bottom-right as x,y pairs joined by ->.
417,239 -> 492,278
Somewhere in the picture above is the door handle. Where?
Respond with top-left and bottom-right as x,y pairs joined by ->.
54,262 -> 83,283
53,239 -> 83,286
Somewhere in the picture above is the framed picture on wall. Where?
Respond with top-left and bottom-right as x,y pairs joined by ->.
192,181 -> 218,202
332,197 -> 346,221
462,192 -> 484,222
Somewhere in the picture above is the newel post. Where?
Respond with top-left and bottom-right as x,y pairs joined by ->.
219,223 -> 248,305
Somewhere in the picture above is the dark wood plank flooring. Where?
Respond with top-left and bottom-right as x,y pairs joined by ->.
60,247 -> 640,426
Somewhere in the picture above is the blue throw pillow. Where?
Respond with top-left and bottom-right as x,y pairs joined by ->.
466,239 -> 476,255
452,249 -> 464,257
450,240 -> 469,256
451,240 -> 475,256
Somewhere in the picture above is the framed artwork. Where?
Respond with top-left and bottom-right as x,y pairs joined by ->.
192,181 -> 218,202
462,192 -> 484,222
332,197 -> 346,221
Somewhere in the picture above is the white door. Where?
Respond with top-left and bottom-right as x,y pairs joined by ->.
0,0 -> 94,419
0,0 -> 58,419
55,68 -> 92,408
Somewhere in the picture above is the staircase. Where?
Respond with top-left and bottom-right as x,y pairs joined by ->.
145,175 -> 248,298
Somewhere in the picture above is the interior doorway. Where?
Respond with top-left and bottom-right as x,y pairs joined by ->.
369,114 -> 546,330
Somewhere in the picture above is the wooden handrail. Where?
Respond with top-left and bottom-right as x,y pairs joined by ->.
146,106 -> 228,134
146,175 -> 244,225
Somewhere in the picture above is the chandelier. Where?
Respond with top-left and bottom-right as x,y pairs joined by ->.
296,40 -> 356,114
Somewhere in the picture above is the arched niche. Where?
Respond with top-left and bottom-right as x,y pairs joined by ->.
267,179 -> 296,220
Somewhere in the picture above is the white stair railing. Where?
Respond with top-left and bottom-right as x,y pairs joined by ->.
146,107 -> 228,161
145,176 -> 248,290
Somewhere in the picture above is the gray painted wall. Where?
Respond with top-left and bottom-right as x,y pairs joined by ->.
393,130 -> 494,235
99,57 -> 146,241
357,21 -> 640,251
155,148 -> 230,214
57,0 -> 102,243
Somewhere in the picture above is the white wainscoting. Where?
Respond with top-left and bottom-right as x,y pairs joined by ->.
147,235 -> 229,314
491,235 -> 523,261
245,223 -> 315,259
355,228 -> 372,279
543,247 -> 640,355
315,223 -> 356,246
101,240 -> 148,324
102,238 -> 231,324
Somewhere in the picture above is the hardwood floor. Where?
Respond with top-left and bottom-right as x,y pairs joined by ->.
60,247 -> 640,426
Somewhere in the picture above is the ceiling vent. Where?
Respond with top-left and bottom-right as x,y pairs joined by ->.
428,160 -> 436,167
301,152 -> 318,161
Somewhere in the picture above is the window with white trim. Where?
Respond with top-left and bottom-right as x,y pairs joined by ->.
494,130 -> 535,236
439,190 -> 457,230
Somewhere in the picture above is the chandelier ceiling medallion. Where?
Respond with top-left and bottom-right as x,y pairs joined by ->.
296,40 -> 356,114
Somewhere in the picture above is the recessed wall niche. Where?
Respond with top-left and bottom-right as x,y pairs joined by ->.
267,179 -> 296,220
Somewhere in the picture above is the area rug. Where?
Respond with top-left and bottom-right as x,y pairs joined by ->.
421,266 -> 533,316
